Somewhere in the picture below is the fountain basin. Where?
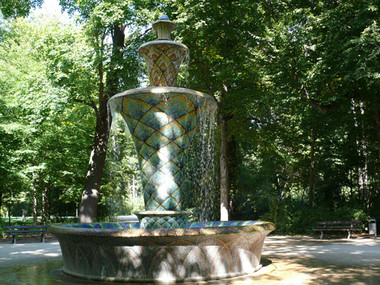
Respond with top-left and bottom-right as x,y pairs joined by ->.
50,221 -> 275,282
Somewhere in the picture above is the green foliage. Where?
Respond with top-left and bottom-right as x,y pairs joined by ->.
1,0 -> 379,233
0,14 -> 95,217
0,0 -> 43,18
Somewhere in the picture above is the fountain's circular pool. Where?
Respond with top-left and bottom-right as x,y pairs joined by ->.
50,221 -> 275,282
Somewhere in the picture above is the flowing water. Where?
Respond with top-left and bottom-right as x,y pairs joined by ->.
106,116 -> 143,218
107,89 -> 218,220
186,101 -> 218,221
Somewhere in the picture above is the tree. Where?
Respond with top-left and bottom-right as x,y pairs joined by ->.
59,0 -> 149,222
250,0 -> 380,226
0,14 -> 96,222
0,0 -> 43,18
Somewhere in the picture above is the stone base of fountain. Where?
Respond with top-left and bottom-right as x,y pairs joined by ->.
50,221 -> 274,283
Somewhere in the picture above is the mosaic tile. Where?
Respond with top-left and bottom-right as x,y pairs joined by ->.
139,44 -> 188,87
135,212 -> 191,229
120,93 -> 198,212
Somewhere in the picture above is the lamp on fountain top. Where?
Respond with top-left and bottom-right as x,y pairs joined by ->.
138,15 -> 189,87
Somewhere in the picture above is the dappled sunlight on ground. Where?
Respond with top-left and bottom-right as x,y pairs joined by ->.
0,242 -> 61,267
263,235 -> 380,265
246,236 -> 380,284
252,257 -> 380,285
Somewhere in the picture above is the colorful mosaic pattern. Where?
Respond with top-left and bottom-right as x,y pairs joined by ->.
50,221 -> 275,282
136,213 -> 190,229
60,220 -> 267,230
120,92 -> 198,211
139,43 -> 188,87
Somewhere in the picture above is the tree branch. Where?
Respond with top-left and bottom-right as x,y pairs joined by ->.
301,84 -> 339,114
73,99 -> 98,115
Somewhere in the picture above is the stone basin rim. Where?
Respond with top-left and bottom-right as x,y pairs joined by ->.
49,221 -> 275,238
108,86 -> 216,104
135,210 -> 192,215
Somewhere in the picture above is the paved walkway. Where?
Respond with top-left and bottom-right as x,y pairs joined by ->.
263,235 -> 380,265
0,236 -> 379,284
0,241 -> 62,267
248,236 -> 380,284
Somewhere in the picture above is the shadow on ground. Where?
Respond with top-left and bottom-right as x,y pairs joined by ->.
243,235 -> 380,284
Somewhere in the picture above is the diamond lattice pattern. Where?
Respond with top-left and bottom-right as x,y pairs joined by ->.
139,44 -> 188,87
121,93 -> 197,211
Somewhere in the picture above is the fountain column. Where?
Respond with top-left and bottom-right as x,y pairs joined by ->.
117,16 -> 198,228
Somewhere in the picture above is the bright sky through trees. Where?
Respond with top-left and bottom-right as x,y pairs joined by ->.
33,0 -> 69,20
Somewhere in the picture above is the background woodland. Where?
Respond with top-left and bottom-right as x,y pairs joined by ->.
0,0 -> 379,233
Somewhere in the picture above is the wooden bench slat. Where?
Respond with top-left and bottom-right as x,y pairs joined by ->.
4,226 -> 49,229
5,230 -> 46,232
314,227 -> 361,229
313,228 -> 361,231
316,221 -> 361,225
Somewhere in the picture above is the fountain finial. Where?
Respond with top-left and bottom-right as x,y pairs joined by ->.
152,15 -> 177,40
138,15 -> 189,87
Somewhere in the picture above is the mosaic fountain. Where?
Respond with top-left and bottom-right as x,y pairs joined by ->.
50,16 -> 275,283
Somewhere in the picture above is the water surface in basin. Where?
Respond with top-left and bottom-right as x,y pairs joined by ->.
59,220 -> 266,229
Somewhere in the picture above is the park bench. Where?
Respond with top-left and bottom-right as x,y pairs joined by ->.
4,225 -> 49,244
313,221 -> 362,239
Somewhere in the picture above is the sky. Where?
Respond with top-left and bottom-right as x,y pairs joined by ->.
33,0 -> 69,19
41,0 -> 61,13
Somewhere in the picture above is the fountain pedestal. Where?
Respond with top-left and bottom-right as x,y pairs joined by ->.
119,16 -> 207,229
135,210 -> 191,229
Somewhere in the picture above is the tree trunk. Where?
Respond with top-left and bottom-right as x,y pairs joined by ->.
220,115 -> 229,221
79,109 -> 109,223
308,126 -> 316,208
375,101 -> 380,164
79,24 -> 125,223
48,183 -> 51,223
32,172 -> 38,224
7,204 -> 11,225
352,99 -> 369,207
227,134 -> 238,219
359,102 -> 369,209
41,185 -> 48,224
